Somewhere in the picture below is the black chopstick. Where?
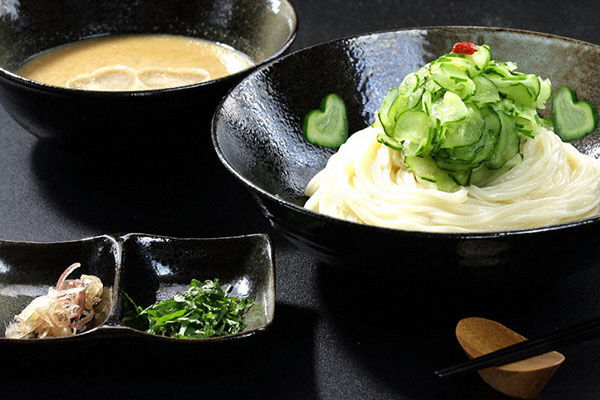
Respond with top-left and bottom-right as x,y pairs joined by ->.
435,315 -> 600,378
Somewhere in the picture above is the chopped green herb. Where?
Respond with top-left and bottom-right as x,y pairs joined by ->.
121,279 -> 254,339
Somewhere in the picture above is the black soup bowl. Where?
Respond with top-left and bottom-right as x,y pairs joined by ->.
212,26 -> 600,285
0,0 -> 296,150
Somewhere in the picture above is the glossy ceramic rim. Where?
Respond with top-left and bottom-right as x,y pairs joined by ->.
0,0 -> 297,97
212,25 -> 600,240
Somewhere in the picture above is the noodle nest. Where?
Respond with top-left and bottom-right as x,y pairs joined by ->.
304,126 -> 600,233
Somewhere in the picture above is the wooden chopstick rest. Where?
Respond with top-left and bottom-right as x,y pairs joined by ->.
455,317 -> 565,399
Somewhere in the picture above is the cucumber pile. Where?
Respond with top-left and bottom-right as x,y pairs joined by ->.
376,44 -> 591,191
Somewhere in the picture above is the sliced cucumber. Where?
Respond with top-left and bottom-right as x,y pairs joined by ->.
434,152 -> 474,172
430,62 -> 476,99
485,60 -> 518,77
370,43 -> 594,191
378,88 -> 399,135
393,110 -> 432,156
486,111 -> 521,170
448,169 -> 472,186
489,74 -> 540,108
432,91 -> 469,123
513,108 -> 542,138
552,86 -> 598,141
377,132 -> 403,151
468,44 -> 492,73
536,78 -> 553,108
437,54 -> 479,78
407,87 -> 425,109
398,72 -> 420,94
404,155 -> 458,192
470,75 -> 501,106
441,107 -> 500,166
302,93 -> 348,148
442,105 -> 484,146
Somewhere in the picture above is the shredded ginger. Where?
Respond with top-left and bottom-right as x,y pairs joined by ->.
5,263 -> 104,339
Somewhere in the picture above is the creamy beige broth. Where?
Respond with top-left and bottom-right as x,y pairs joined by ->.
17,34 -> 254,91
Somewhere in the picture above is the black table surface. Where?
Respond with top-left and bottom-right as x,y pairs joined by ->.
3,1 -> 600,399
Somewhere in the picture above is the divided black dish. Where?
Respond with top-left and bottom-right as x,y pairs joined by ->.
0,233 -> 274,354
212,26 -> 600,286
114,233 -> 275,343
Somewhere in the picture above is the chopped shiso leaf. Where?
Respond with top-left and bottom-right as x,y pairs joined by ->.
122,279 -> 254,339
303,93 -> 348,148
375,42 -> 597,191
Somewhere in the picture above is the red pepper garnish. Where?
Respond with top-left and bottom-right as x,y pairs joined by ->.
452,42 -> 478,55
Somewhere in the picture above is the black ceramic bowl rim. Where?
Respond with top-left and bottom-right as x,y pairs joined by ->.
0,232 -> 275,344
0,1 -> 297,98
212,25 -> 600,241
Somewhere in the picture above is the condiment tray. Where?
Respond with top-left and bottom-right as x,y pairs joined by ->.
0,233 -> 274,345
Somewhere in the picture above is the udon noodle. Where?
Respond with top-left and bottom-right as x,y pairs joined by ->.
304,125 -> 600,233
